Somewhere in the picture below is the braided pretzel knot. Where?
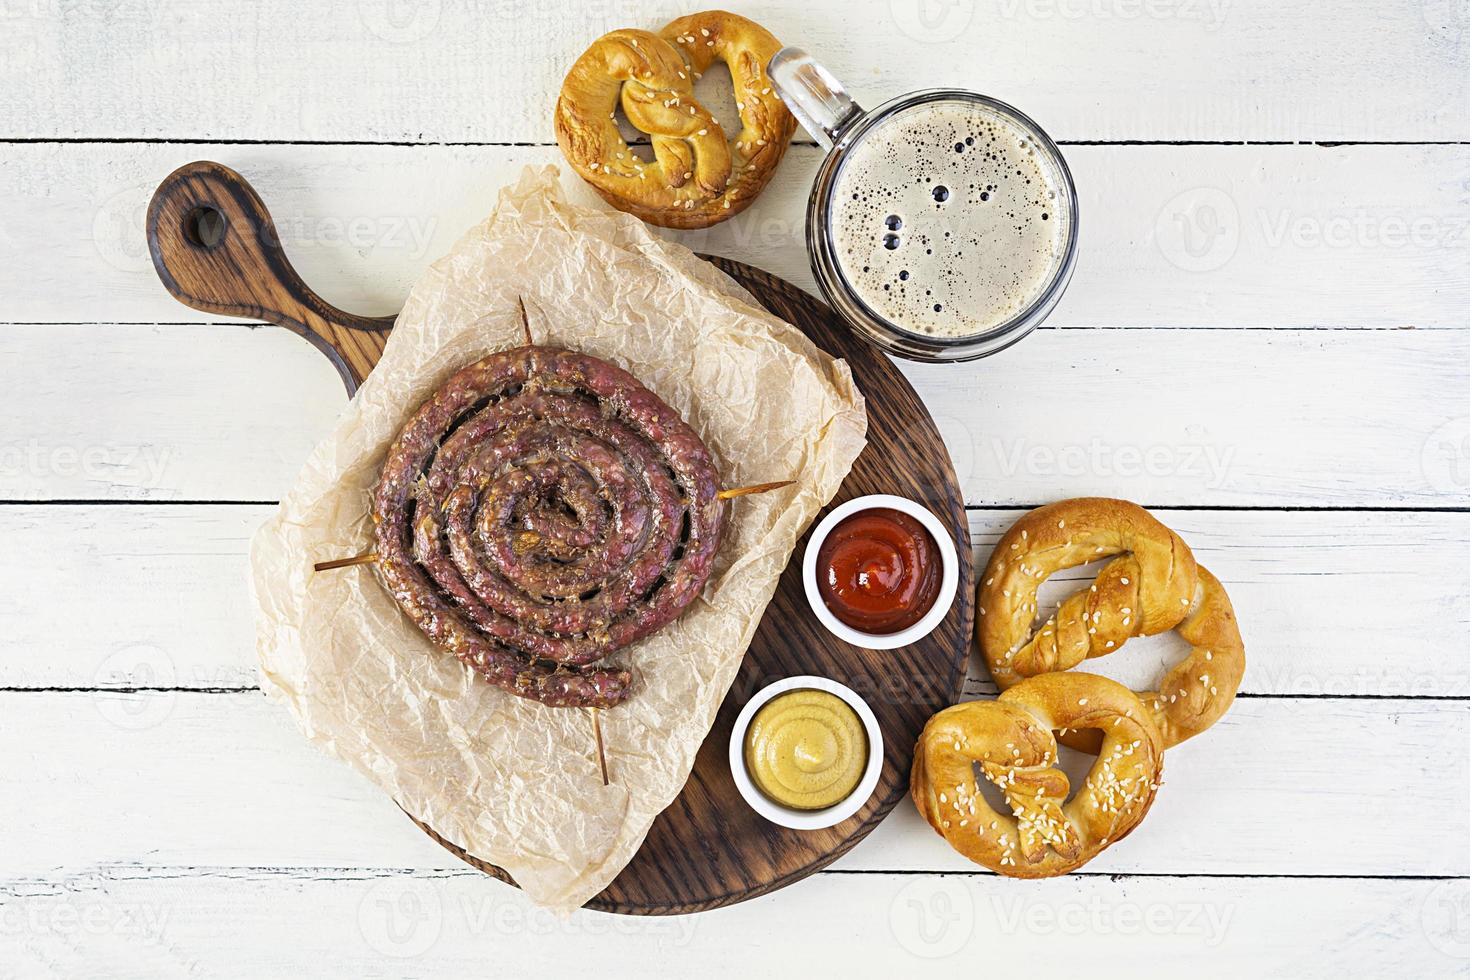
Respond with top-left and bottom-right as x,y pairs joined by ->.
979,498 -> 1245,748
555,12 -> 796,229
912,673 -> 1163,878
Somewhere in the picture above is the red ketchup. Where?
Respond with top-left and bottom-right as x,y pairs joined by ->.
816,508 -> 942,635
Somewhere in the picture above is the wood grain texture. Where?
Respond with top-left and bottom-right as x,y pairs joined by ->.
147,161 -> 393,393
11,142 -> 1470,328
1,692 -> 1462,878
414,257 -> 973,913
5,2 -> 1468,969
2,507 -> 1466,698
2,0 -> 1465,142
139,162 -> 973,913
2,867 -> 1460,977
5,321 -> 1468,507
404,258 -> 974,913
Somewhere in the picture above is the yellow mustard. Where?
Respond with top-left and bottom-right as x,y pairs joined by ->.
744,690 -> 868,810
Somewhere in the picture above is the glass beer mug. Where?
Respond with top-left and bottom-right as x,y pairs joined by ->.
768,48 -> 1079,362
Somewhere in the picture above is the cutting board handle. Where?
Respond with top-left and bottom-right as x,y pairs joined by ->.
146,160 -> 395,394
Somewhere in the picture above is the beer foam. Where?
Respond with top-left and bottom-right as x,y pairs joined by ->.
830,99 -> 1068,339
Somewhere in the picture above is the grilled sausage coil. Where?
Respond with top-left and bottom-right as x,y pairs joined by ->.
373,346 -> 725,708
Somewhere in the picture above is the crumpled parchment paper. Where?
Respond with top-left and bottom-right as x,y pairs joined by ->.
249,166 -> 867,912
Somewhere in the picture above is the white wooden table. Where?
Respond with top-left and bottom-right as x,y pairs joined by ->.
3,1 -> 1468,975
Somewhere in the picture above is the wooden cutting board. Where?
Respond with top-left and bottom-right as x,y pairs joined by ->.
147,161 -> 973,915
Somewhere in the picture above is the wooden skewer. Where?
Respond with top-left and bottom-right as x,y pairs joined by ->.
313,306 -> 789,787
717,479 -> 796,500
313,547 -> 614,784
311,476 -> 796,784
590,707 -> 610,786
312,551 -> 378,571
518,296 -> 534,347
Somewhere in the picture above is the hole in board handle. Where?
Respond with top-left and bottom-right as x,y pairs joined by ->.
183,206 -> 226,249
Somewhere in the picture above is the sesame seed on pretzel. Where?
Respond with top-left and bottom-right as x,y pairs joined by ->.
912,673 -> 1164,878
978,498 -> 1246,749
555,11 -> 796,229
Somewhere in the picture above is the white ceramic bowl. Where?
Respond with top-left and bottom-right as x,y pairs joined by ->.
727,675 -> 884,830
801,494 -> 959,649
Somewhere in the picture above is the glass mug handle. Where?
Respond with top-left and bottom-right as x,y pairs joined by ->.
767,47 -> 864,151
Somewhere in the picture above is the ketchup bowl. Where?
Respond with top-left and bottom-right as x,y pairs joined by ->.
802,494 -> 959,649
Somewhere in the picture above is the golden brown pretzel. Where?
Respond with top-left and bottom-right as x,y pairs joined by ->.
978,498 -> 1246,748
912,673 -> 1164,878
554,11 -> 796,229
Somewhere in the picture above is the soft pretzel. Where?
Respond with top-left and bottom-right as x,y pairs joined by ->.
554,11 -> 796,229
912,673 -> 1164,878
978,498 -> 1246,748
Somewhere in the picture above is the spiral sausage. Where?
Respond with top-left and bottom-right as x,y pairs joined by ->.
372,346 -> 725,708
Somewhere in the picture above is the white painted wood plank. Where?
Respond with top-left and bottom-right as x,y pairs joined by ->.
0,505 -> 269,690
0,323 -> 343,501
1,868 -> 1461,977
0,692 -> 1463,877
3,322 -> 1466,506
5,506 -> 1466,698
962,509 -> 1470,699
8,4 -> 1463,971
833,696 -> 1470,874
909,326 -> 1470,507
8,141 -> 1469,328
3,0 -> 1466,142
